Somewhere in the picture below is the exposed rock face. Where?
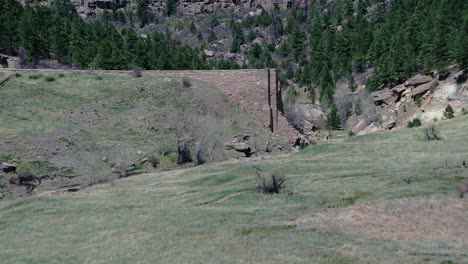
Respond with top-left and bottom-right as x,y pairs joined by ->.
0,162 -> 16,173
25,0 -> 298,17
405,74 -> 433,87
370,90 -> 397,105
351,119 -> 370,134
357,123 -> 382,135
411,79 -> 438,98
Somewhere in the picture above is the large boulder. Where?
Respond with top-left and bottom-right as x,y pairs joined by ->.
370,90 -> 397,105
203,49 -> 215,57
225,142 -> 252,157
0,162 -> 16,173
405,74 -> 433,87
411,79 -> 438,97
392,85 -> 407,95
225,134 -> 252,157
383,119 -> 396,130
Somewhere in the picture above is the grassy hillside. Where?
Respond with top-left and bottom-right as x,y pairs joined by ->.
0,116 -> 467,263
0,72 -> 284,195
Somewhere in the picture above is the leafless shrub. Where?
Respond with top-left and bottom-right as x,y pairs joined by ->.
9,172 -> 42,193
182,77 -> 192,88
132,67 -> 143,78
423,123 -> 441,141
284,86 -> 306,132
284,103 -> 305,132
177,139 -> 193,164
356,89 -> 379,123
334,85 -> 353,128
255,168 -> 287,194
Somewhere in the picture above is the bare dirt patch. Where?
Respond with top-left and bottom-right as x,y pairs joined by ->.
295,198 -> 468,245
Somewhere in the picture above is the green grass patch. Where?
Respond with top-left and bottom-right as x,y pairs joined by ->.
237,225 -> 296,236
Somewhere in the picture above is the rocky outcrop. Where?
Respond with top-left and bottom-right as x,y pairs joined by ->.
405,74 -> 432,87
357,123 -> 383,135
411,79 -> 438,98
351,119 -> 370,134
370,90 -> 397,105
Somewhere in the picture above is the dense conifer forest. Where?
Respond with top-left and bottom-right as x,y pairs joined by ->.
0,0 -> 466,96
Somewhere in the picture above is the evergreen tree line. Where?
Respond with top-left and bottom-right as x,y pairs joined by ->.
0,0 -> 208,70
273,0 -> 467,99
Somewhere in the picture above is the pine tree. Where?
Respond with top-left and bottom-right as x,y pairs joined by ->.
0,0 -> 23,55
137,0 -> 151,27
165,0 -> 177,17
443,104 -> 455,119
292,28 -> 304,62
327,104 -> 341,130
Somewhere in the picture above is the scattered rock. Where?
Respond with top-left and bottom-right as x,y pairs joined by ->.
293,135 -> 310,147
102,157 -> 108,162
0,162 -> 16,173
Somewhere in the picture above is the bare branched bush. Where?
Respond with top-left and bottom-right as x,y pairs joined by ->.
284,86 -> 306,132
256,168 -> 287,194
334,85 -> 353,128
356,89 -> 379,123
171,112 -> 226,166
424,123 -> 441,141
177,139 -> 193,164
132,67 -> 143,78
284,103 -> 305,132
182,77 -> 192,88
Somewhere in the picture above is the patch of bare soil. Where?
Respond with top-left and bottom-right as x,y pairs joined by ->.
295,198 -> 468,245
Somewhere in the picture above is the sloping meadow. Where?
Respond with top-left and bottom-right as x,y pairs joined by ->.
0,112 -> 467,263
0,72 -> 283,195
